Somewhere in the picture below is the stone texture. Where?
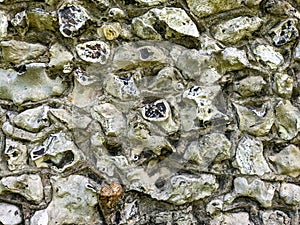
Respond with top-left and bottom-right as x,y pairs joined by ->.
0,203 -> 22,225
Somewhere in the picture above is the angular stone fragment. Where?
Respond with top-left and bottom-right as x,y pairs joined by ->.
0,40 -> 47,64
49,43 -> 73,70
264,0 -> 300,18
27,8 -> 56,31
210,212 -> 254,225
0,174 -> 44,203
273,73 -> 293,98
30,132 -> 84,172
261,210 -> 291,225
13,105 -> 50,132
31,175 -> 102,225
0,63 -> 66,105
269,145 -> 300,177
132,7 -> 199,40
0,11 -> 8,40
233,136 -> 271,176
58,3 -> 89,37
225,177 -> 276,207
199,34 -> 222,55
76,41 -> 110,64
269,19 -> 299,46
280,183 -> 300,205
11,10 -> 28,35
233,102 -> 274,136
233,76 -> 266,97
0,203 -> 22,225
184,133 -> 231,169
4,139 -> 28,171
213,16 -> 263,44
186,0 -> 242,18
253,44 -> 284,69
275,100 -> 300,140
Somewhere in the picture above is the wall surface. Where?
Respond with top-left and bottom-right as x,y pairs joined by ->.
0,0 -> 300,224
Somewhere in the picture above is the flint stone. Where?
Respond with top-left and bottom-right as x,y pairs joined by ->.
269,145 -> 300,177
0,203 -> 22,225
213,16 -> 263,44
253,44 -> 283,69
4,139 -> 28,171
261,210 -> 291,225
0,174 -> 44,204
280,182 -> 300,205
0,40 -> 47,64
76,41 -> 110,64
269,19 -> 299,46
0,64 -> 66,105
233,136 -> 271,176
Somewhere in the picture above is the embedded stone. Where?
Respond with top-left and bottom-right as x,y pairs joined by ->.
0,40 -> 47,64
0,174 -> 44,204
27,8 -> 56,31
225,177 -> 276,207
273,73 -> 294,98
233,76 -> 266,97
184,133 -> 231,169
142,99 -> 170,122
280,182 -> 300,205
76,41 -> 110,64
261,210 -> 291,225
0,63 -> 66,105
49,43 -> 74,70
58,3 -> 89,37
275,100 -> 300,140
269,19 -> 299,46
135,0 -> 166,5
0,11 -> 8,40
4,139 -> 28,171
30,175 -> 102,225
199,34 -> 222,55
101,23 -> 121,41
11,10 -> 28,35
210,212 -> 254,225
108,8 -> 126,19
233,102 -> 274,136
294,41 -> 300,61
269,145 -> 300,177
0,203 -> 22,225
13,105 -> 50,132
253,44 -> 284,69
233,136 -> 271,176
186,0 -> 242,18
213,16 -> 263,44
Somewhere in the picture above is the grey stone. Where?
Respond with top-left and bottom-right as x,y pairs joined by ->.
279,182 -> 300,205
0,174 -> 44,204
0,203 -> 22,225
49,43 -> 74,71
273,73 -> 294,98
0,63 -> 66,105
4,139 -> 28,171
11,10 -> 28,35
27,8 -> 56,31
0,40 -> 47,64
0,11 -> 8,40
233,76 -> 266,97
261,210 -> 291,225
269,19 -> 299,46
213,16 -> 263,44
253,44 -> 284,69
233,136 -> 271,176
210,212 -> 254,225
135,0 -> 166,6
76,41 -> 110,64
269,145 -> 300,177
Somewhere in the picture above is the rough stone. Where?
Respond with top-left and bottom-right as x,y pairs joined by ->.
233,76 -> 266,97
0,11 -> 8,40
273,73 -> 294,98
269,145 -> 300,177
27,8 -> 56,31
280,182 -> 300,205
269,19 -> 299,46
49,43 -> 74,71
4,139 -> 28,171
261,210 -> 291,225
253,44 -> 284,69
233,136 -> 271,176
0,174 -> 44,204
135,0 -> 166,6
0,203 -> 22,225
210,212 -> 254,225
76,41 -> 110,64
11,10 -> 28,35
213,16 -> 263,44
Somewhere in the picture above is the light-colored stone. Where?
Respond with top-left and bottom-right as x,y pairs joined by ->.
0,11 -> 8,40
261,210 -> 291,225
0,203 -> 22,225
49,43 -> 74,70
273,73 -> 294,98
4,139 -> 28,171
213,16 -> 263,44
11,10 -> 28,35
233,76 -> 266,97
210,212 -> 254,225
253,44 -> 284,69
135,0 -> 166,5
269,145 -> 300,177
233,136 -> 271,176
76,41 -> 110,64
280,182 -> 300,205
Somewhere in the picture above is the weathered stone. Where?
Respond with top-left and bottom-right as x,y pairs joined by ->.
261,210 -> 291,225
0,40 -> 47,64
0,203 -> 22,225
0,174 -> 44,203
27,8 -> 56,31
199,34 -> 222,55
101,23 -> 121,40
49,43 -> 73,71
107,8 -> 126,19
233,76 -> 266,97
132,7 -> 199,40
233,102 -> 274,136
269,145 -> 300,177
13,105 -> 50,132
264,0 -> 300,18
76,41 -> 110,64
0,63 -> 66,105
273,73 -> 294,98
210,212 -> 254,225
225,177 -> 276,207
294,41 -> 300,61
206,199 -> 223,215
253,44 -> 284,69
135,0 -> 166,5
30,132 -> 84,172
275,100 -> 300,140
280,182 -> 300,205
11,10 -> 28,35
0,11 -> 8,40
213,16 -> 263,44
184,133 -> 231,169
233,136 -> 271,176
186,0 -> 242,18
30,175 -> 102,225
269,18 -> 299,46
58,2 -> 89,37
4,139 -> 28,171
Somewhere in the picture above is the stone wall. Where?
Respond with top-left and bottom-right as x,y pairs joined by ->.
0,0 -> 299,224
